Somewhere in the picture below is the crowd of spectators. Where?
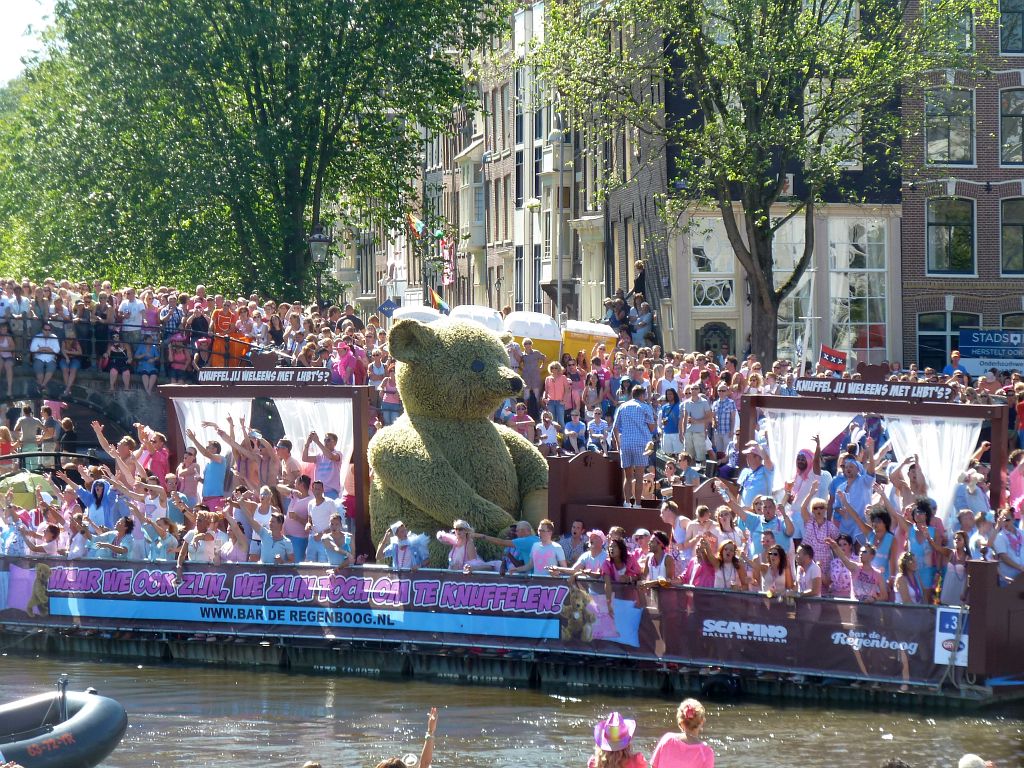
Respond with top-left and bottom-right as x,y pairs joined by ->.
0,276 -> 388,397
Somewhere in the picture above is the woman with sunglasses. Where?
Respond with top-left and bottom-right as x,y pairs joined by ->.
175,447 -> 201,509
754,543 -> 794,595
894,551 -> 925,604
711,539 -> 749,591
827,537 -> 887,602
601,538 -> 640,618
435,519 -> 495,572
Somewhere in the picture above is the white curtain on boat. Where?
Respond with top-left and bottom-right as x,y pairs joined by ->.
885,415 -> 981,526
763,408 -> 854,492
273,398 -> 355,477
171,397 -> 253,471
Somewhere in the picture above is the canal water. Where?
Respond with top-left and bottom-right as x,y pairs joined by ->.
1,656 -> 1021,767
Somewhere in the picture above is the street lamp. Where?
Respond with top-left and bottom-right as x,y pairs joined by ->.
308,222 -> 333,311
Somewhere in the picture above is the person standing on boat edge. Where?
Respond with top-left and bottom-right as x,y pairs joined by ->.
613,385 -> 656,509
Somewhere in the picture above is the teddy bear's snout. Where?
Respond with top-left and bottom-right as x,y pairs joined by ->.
506,374 -> 524,394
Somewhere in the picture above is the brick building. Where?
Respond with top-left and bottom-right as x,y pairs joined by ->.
900,14 -> 1024,370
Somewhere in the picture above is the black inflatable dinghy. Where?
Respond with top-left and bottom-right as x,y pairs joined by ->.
0,678 -> 127,768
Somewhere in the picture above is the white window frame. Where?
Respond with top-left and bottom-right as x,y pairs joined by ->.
924,87 -> 976,167
925,196 -> 977,278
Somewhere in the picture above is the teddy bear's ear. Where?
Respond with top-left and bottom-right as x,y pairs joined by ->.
499,331 -> 514,344
389,319 -> 437,363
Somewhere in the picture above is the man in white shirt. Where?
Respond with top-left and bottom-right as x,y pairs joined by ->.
796,543 -> 822,596
992,510 -> 1024,585
118,287 -> 147,344
29,323 -> 60,388
176,511 -> 227,576
305,480 -> 337,562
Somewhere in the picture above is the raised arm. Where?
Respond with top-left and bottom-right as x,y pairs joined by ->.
185,429 -> 221,462
812,434 -> 822,474
836,490 -> 871,535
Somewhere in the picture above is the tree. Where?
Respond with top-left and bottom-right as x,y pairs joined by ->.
0,0 -> 501,295
539,0 -> 994,362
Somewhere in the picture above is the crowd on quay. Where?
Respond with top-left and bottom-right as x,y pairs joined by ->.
0,275 -> 392,397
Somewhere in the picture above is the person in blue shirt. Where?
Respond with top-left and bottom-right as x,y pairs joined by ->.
832,438 -> 877,543
942,350 -> 970,378
86,515 -> 134,560
241,506 -> 295,565
733,495 -> 794,556
468,520 -> 539,574
736,441 -> 775,506
186,429 -> 229,510
659,388 -> 682,455
563,410 -> 588,454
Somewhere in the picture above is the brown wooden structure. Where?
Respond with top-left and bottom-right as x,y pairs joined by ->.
159,380 -> 374,556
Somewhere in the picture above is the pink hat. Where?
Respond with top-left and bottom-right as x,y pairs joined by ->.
594,712 -> 636,752
588,529 -> 607,545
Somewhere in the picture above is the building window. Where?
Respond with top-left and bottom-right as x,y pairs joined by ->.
472,163 -> 484,225
1003,312 -> 1024,328
929,0 -> 973,50
514,246 -> 524,311
503,176 -> 511,241
829,218 -> 888,364
500,84 -> 510,150
515,150 -> 524,208
774,217 -> 815,364
917,311 -> 980,370
689,219 -> 736,308
1002,90 -> 1024,164
514,67 -> 524,145
927,198 -> 974,274
1002,198 -> 1024,274
533,244 -> 543,313
1002,0 -> 1024,53
532,145 -> 541,200
925,88 -> 974,165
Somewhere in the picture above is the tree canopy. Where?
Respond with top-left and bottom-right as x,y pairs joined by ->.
0,0 -> 501,296
539,0 -> 995,362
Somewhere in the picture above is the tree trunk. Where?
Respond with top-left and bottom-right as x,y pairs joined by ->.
748,285 -> 780,364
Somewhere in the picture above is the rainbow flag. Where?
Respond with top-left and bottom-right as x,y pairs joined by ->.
407,213 -> 425,238
429,287 -> 450,315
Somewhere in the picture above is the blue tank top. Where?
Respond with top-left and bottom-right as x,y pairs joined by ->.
203,457 -> 228,499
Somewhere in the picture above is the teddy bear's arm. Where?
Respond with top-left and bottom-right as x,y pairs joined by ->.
370,431 -> 511,523
495,425 -> 549,526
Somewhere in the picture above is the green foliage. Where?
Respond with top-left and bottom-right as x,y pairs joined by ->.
0,0 -> 502,297
538,0 -> 995,359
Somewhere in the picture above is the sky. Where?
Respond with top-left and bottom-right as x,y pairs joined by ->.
0,0 -> 56,85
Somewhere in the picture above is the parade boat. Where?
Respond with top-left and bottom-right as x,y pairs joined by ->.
0,676 -> 128,768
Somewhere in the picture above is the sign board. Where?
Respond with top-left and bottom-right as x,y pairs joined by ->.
1,556 -> 952,686
795,377 -> 954,402
958,329 -> 1024,376
933,606 -> 969,667
195,368 -> 331,385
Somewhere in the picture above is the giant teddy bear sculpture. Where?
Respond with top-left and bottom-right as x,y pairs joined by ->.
368,318 -> 549,566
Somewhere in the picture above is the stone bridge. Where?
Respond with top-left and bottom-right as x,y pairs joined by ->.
7,367 -> 168,443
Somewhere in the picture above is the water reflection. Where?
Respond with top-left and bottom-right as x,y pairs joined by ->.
0,657 -> 1020,767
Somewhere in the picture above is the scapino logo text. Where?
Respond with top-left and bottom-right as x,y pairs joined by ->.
702,620 -> 788,644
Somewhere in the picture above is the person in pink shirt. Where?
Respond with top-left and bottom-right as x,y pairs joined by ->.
651,699 -> 715,768
543,361 -> 571,425
330,341 -> 357,384
588,712 -> 648,768
509,518 -> 566,575
509,402 -> 535,440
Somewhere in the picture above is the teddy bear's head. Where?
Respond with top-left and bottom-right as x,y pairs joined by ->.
389,318 -> 522,419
